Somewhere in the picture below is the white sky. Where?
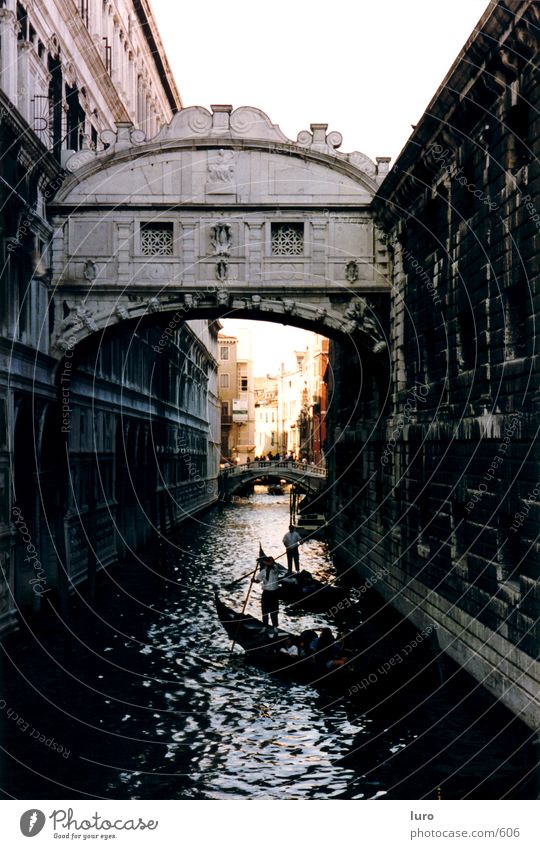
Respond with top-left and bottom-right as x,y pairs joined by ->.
151,0 -> 492,373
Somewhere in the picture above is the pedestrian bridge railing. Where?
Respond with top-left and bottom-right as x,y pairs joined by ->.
220,460 -> 327,480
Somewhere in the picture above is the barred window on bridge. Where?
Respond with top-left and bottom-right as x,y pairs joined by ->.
140,222 -> 174,256
271,223 -> 304,256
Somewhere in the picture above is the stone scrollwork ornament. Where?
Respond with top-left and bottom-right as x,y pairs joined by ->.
344,298 -> 387,353
211,224 -> 232,256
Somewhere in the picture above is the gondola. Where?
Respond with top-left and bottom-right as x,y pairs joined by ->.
258,545 -> 349,613
215,594 -> 430,704
214,593 -> 354,689
278,569 -> 348,612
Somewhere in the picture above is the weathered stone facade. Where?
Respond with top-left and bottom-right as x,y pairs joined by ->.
0,0 -> 210,638
328,0 -> 540,728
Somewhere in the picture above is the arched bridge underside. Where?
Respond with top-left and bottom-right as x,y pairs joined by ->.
49,104 -> 390,356
220,461 -> 327,496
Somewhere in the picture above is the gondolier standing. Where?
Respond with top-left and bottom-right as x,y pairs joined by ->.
255,555 -> 281,628
283,525 -> 302,573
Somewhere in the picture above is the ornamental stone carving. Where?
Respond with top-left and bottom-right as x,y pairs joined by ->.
147,297 -> 161,313
207,150 -> 235,193
211,223 -> 232,256
215,260 -> 229,282
114,305 -> 129,321
83,260 -> 97,281
345,260 -> 360,283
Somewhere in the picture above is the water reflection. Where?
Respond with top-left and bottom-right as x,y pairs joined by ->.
0,489 -> 535,800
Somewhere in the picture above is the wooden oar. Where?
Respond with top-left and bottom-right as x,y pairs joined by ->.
228,547 -> 262,657
223,543 -> 269,589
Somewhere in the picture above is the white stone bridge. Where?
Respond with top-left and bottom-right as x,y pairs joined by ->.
220,459 -> 327,496
48,104 -> 391,357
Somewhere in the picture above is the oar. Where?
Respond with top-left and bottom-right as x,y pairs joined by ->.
223,543 -> 268,589
228,547 -> 262,657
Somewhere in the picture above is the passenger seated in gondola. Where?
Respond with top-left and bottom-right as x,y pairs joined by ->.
315,628 -> 347,669
279,636 -> 299,657
298,629 -> 319,658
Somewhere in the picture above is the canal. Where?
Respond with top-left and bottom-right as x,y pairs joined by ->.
0,491 -> 536,800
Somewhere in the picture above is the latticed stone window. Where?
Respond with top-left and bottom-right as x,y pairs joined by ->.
140,222 -> 174,256
271,223 -> 304,256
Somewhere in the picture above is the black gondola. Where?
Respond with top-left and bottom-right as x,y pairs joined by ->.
278,570 -> 348,612
258,545 -> 348,613
215,594 -> 429,704
214,593 -> 353,689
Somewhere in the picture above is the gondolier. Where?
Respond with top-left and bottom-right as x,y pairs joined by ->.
283,525 -> 302,573
255,555 -> 281,628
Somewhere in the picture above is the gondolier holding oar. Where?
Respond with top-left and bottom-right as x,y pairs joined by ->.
255,554 -> 281,629
283,525 -> 302,573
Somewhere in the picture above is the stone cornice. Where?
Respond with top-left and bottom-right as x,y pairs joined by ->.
131,0 -> 182,114
53,106 -> 382,202
37,0 -> 131,125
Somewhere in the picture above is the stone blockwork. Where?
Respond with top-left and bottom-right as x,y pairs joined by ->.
327,0 -> 540,729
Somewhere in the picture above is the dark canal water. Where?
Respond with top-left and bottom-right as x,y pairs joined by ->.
0,491 -> 536,800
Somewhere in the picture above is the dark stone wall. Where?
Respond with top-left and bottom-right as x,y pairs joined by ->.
327,0 -> 540,725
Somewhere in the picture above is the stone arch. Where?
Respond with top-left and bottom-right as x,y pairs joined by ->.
52,295 -> 388,361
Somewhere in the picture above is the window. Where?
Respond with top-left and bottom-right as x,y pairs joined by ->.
78,0 -> 89,26
240,376 -> 248,391
102,36 -> 112,75
17,3 -> 28,41
457,294 -> 475,370
503,286 -> 527,360
140,222 -> 174,256
66,84 -> 85,152
220,374 -> 229,388
507,102 -> 531,172
221,401 -> 229,416
220,346 -> 229,360
271,223 -> 304,256
48,55 -> 63,159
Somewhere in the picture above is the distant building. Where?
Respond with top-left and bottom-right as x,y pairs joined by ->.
218,329 -> 255,463
274,336 -> 329,462
254,375 -> 278,457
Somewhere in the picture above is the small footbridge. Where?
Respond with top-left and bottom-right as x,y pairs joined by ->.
219,460 -> 327,497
